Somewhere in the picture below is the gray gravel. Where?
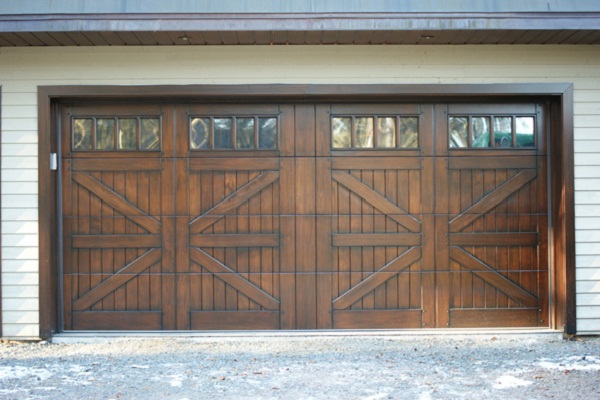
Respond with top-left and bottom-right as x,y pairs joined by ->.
0,333 -> 599,399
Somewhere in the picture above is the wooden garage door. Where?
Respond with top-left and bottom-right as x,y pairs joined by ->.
61,102 -> 548,330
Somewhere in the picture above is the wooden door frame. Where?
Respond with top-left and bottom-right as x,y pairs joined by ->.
38,83 -> 575,338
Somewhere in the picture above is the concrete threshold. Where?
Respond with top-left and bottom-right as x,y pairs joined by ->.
51,329 -> 563,344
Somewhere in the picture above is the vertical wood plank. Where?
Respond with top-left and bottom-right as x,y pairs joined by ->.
294,104 -> 316,157
161,158 -> 176,329
176,158 -> 190,328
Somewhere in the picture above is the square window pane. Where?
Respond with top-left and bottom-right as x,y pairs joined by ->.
190,118 -> 210,150
96,119 -> 115,150
140,118 -> 160,150
516,117 -> 535,147
376,117 -> 396,148
214,118 -> 233,149
472,117 -> 491,148
332,117 -> 351,149
494,117 -> 513,147
399,117 -> 419,148
449,117 -> 468,148
355,117 -> 374,148
118,118 -> 137,150
258,117 -> 277,149
73,118 -> 93,150
236,118 -> 255,149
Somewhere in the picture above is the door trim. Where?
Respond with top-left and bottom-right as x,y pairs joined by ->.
38,83 -> 575,337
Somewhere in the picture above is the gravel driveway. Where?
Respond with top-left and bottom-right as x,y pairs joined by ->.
0,333 -> 599,399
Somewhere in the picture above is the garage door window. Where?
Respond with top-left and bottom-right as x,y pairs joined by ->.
332,116 -> 418,149
190,116 -> 278,150
72,117 -> 161,151
449,115 -> 535,148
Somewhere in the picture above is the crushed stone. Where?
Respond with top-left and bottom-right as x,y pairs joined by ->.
0,333 -> 599,399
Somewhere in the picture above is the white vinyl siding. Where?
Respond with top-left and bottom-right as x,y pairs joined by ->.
1,45 -> 599,337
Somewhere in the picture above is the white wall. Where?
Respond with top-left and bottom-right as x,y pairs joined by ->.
1,45 -> 599,337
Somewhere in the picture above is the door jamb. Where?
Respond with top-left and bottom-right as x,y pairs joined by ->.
37,83 -> 575,337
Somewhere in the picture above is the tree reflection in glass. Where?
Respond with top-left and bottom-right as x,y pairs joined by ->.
472,117 -> 490,148
140,118 -> 160,150
96,119 -> 115,150
258,118 -> 277,149
236,118 -> 255,149
449,117 -> 468,148
355,117 -> 373,148
190,118 -> 210,150
399,117 -> 418,148
516,117 -> 535,147
214,118 -> 233,149
377,117 -> 395,148
73,118 -> 93,150
332,117 -> 351,149
118,118 -> 137,150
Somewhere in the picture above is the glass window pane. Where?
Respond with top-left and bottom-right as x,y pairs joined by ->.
449,117 -> 468,148
258,117 -> 277,149
73,118 -> 93,150
399,117 -> 419,148
140,118 -> 160,150
516,117 -> 535,147
96,119 -> 115,150
236,118 -> 255,149
190,118 -> 210,150
355,117 -> 374,148
214,118 -> 233,149
376,117 -> 396,148
472,117 -> 491,148
332,117 -> 351,149
494,117 -> 512,147
118,118 -> 137,150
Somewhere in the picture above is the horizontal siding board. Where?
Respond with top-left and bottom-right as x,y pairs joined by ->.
2,208 -> 39,221
1,130 -> 38,144
577,306 -> 600,319
575,217 -> 600,230
575,179 -> 600,191
577,293 -> 600,306
1,143 -> 37,157
1,118 -> 37,131
576,319 -> 600,333
2,169 -> 38,182
1,324 -> 39,338
574,166 -> 600,178
575,103 -> 600,114
2,311 -> 39,324
2,156 -> 36,169
576,231 -> 600,242
2,298 -> 38,311
2,195 -> 37,208
2,260 -> 38,273
3,247 -> 40,260
573,128 -> 600,140
575,141 -> 600,153
574,192 -> 600,204
2,221 -> 39,234
2,234 -> 40,247
1,182 -> 38,195
575,243 -> 600,255
2,285 -> 38,298
1,273 -> 38,286
576,256 -> 600,268
575,154 -> 600,165
576,281 -> 600,293
575,204 -> 600,217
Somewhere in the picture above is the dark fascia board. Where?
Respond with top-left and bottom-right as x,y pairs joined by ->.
1,13 -> 600,33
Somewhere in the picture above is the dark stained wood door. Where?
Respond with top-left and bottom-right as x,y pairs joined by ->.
62,101 -> 548,330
